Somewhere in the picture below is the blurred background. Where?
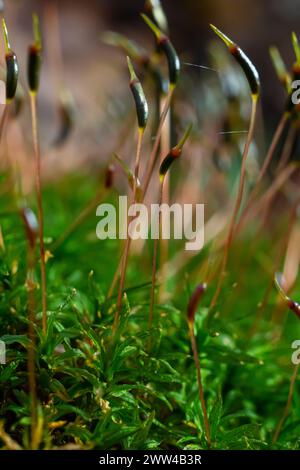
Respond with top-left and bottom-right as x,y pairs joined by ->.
1,0 -> 300,184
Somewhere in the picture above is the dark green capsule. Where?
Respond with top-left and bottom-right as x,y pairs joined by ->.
6,51 -> 19,102
158,37 -> 180,86
127,56 -> 148,129
159,147 -> 180,178
27,14 -> 42,94
130,80 -> 148,128
230,45 -> 260,96
27,44 -> 42,94
210,24 -> 260,97
2,19 -> 19,102
141,14 -> 180,86
159,122 -> 193,178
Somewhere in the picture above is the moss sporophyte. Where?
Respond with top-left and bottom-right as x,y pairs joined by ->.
2,19 -> 19,103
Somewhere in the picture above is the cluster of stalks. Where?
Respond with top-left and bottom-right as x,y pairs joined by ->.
1,12 -> 44,448
27,15 -> 48,335
103,6 -> 300,445
20,207 -> 39,449
112,11 -> 182,331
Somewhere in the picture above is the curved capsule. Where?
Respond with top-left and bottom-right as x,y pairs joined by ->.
2,19 -> 19,103
127,56 -> 148,130
187,283 -> 207,325
210,24 -> 260,97
141,14 -> 180,86
159,38 -> 180,85
230,46 -> 260,96
159,123 -> 192,179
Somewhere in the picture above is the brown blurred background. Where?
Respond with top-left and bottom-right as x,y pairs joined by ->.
2,0 -> 300,180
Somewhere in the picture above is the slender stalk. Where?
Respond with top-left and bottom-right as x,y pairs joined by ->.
149,123 -> 192,325
108,89 -> 172,302
276,124 -> 297,174
30,93 -> 47,334
107,255 -> 122,299
236,162 -> 297,237
272,364 -> 299,444
210,96 -> 258,307
0,106 -> 10,171
0,105 -> 9,147
27,252 -> 37,448
189,321 -> 211,446
149,180 -> 163,328
249,196 -> 300,338
159,94 -> 171,301
113,128 -> 144,331
257,113 -> 289,184
21,207 -> 39,449
142,86 -> 174,199
234,112 -> 289,237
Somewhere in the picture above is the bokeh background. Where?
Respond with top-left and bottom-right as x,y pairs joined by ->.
1,0 -> 300,183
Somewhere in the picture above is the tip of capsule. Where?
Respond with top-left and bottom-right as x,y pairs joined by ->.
126,56 -> 138,83
2,18 -> 10,53
141,13 -> 163,40
274,272 -> 289,303
210,24 -> 234,49
291,31 -> 300,65
175,122 -> 193,151
32,13 -> 42,50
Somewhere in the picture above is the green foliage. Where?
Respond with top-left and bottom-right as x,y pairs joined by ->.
0,173 -> 299,450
